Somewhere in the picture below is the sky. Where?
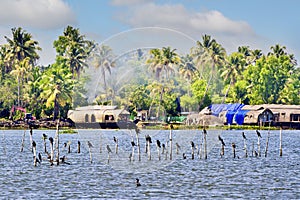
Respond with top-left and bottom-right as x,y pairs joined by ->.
0,0 -> 299,66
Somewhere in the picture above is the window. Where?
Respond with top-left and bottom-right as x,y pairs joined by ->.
85,114 -> 89,122
91,114 -> 96,122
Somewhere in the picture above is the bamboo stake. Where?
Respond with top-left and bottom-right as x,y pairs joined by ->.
131,136 -> 135,161
203,128 -> 207,159
279,127 -> 283,157
169,124 -> 173,160
175,143 -> 180,155
106,144 -> 112,164
145,135 -> 152,160
162,144 -> 165,154
55,120 -> 60,165
252,141 -> 254,157
242,132 -> 248,158
231,142 -> 236,158
87,141 -> 93,163
113,136 -> 118,154
218,135 -> 225,158
265,131 -> 270,157
256,130 -> 262,157
156,140 -> 161,161
135,128 -> 141,161
42,133 -> 47,153
29,127 -> 33,153
49,137 -> 54,164
77,141 -> 81,153
32,141 -> 38,166
20,130 -> 26,152
191,141 -> 195,160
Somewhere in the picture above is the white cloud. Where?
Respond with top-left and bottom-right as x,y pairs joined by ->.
111,0 -> 151,6
0,0 -> 76,29
115,2 -> 266,54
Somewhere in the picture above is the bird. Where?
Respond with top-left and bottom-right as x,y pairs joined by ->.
183,153 -> 187,159
242,132 -> 247,140
231,142 -> 236,149
106,145 -> 112,153
145,135 -> 152,143
38,153 -> 42,163
218,135 -> 225,146
87,141 -> 93,148
131,140 -> 136,147
136,178 -> 141,187
175,143 -> 181,149
191,141 -> 195,148
156,140 -> 161,148
256,130 -> 262,138
113,136 -> 117,143
49,137 -> 54,144
42,133 -> 47,140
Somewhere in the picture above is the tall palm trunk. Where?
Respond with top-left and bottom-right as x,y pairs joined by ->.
53,98 -> 59,120
222,78 -> 233,104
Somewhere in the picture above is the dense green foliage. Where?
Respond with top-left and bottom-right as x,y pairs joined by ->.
0,26 -> 298,121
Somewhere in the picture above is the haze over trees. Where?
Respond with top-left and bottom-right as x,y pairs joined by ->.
0,26 -> 298,120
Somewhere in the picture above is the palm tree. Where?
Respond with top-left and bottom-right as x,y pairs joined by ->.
4,27 -> 41,67
192,34 -> 226,108
178,54 -> 199,82
220,52 -> 246,103
147,47 -> 180,81
39,63 -> 75,119
249,49 -> 263,65
54,25 -> 94,79
10,57 -> 32,106
91,44 -> 116,100
268,44 -> 287,57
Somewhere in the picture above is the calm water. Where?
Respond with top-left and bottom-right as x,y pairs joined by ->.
0,129 -> 299,199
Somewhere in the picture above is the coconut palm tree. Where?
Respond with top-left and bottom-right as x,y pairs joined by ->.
39,63 -> 75,119
4,27 -> 41,67
91,44 -> 116,100
178,54 -> 199,82
10,57 -> 32,106
220,52 -> 246,103
192,34 -> 226,107
268,44 -> 287,57
53,25 -> 94,79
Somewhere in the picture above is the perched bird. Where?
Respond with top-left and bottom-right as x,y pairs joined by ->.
175,143 -> 181,150
38,153 -> 42,163
113,136 -> 117,143
191,141 -> 195,148
242,132 -> 247,140
256,130 -> 262,138
131,140 -> 136,147
218,135 -> 225,146
231,142 -> 236,149
42,133 -> 47,140
145,135 -> 152,143
182,153 -> 187,159
87,141 -> 93,148
106,145 -> 112,153
136,178 -> 141,187
49,137 -> 54,144
156,140 -> 161,148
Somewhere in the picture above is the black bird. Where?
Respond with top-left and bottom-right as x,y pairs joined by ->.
87,141 -> 93,148
203,128 -> 207,134
162,144 -> 165,149
42,133 -> 47,140
256,130 -> 262,138
106,145 -> 112,153
131,140 -> 136,147
191,141 -> 195,148
113,136 -> 117,143
156,140 -> 161,148
175,143 -> 181,149
145,135 -> 152,143
242,132 -> 247,140
136,178 -> 141,187
218,135 -> 225,146
183,153 -> 187,159
38,153 -> 42,163
32,141 -> 36,148
49,137 -> 54,144
231,142 -> 236,149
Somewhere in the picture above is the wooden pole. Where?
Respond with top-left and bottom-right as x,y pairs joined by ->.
242,132 -> 248,158
156,140 -> 161,161
252,141 -> 254,157
87,141 -> 93,163
145,135 -> 152,160
113,137 -> 118,154
169,124 -> 173,160
279,127 -> 283,157
231,142 -> 236,158
265,131 -> 270,157
77,141 -> 81,153
191,141 -> 195,160
20,130 -> 26,152
135,128 -> 141,161
49,137 -> 54,164
106,144 -> 112,164
256,130 -> 262,157
218,135 -> 225,158
131,136 -> 135,161
42,133 -> 47,153
32,141 -> 37,166
55,120 -> 60,165
67,141 -> 71,153
175,143 -> 180,155
29,127 -> 33,152
203,128 -> 207,159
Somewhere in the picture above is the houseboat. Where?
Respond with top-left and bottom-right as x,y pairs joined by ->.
67,105 -> 136,129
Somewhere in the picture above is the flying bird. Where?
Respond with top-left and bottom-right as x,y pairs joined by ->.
218,135 -> 225,146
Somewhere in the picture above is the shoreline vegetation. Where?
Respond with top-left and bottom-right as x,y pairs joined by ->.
0,26 -> 299,128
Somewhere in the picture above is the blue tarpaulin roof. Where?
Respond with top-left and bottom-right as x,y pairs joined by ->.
234,110 -> 250,125
208,103 -> 244,116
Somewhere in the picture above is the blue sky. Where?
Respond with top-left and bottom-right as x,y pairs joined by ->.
0,0 -> 299,65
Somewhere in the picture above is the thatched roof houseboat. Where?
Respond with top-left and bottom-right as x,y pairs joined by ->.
67,105 -> 136,129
